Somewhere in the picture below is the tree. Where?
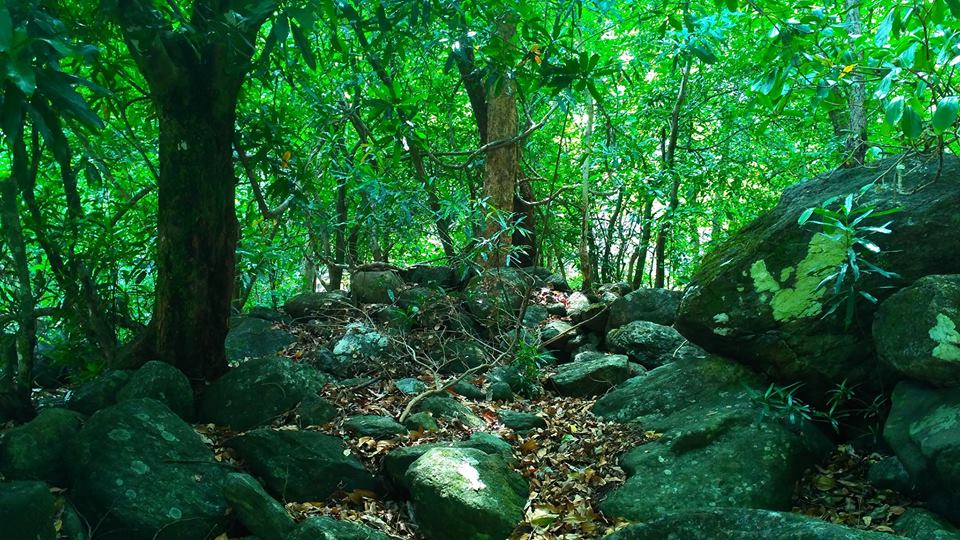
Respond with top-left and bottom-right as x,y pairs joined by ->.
111,0 -> 274,382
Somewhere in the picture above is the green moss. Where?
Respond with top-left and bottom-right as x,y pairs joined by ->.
930,313 -> 960,361
750,234 -> 847,322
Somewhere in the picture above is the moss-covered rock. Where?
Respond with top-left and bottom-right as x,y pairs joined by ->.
676,155 -> 960,402
874,274 -> 960,387
0,481 -> 57,540
289,516 -> 390,540
606,320 -> 705,368
69,399 -> 231,540
330,323 -> 390,377
225,316 -> 296,362
606,508 -> 899,539
895,508 -> 960,540
228,428 -> 377,502
382,433 -> 514,490
351,270 -> 404,304
414,396 -> 485,428
199,357 -> 329,431
463,268 -> 536,328
223,473 -> 295,540
0,408 -> 84,485
401,265 -> 457,289
405,447 -> 527,540
884,381 -> 960,524
117,361 -> 194,420
498,410 -> 546,432
546,352 -> 631,397
66,369 -> 131,416
282,290 -> 353,321
343,415 -> 407,439
607,288 -> 682,330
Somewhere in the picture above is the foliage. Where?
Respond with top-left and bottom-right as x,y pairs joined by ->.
750,379 -> 888,434
798,182 -> 901,328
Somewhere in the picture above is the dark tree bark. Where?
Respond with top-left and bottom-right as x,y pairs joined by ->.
654,60 -> 691,288
842,0 -> 868,166
114,0 -> 271,382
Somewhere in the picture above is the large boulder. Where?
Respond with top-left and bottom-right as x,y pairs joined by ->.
594,356 -> 833,522
606,320 -> 705,368
225,316 -> 296,362
290,516 -> 390,540
405,447 -> 527,540
896,508 -> 960,540
69,399 -> 231,540
283,290 -> 353,320
884,381 -> 960,524
607,288 -> 683,330
546,352 -> 632,397
606,508 -> 898,539
228,428 -> 377,502
351,270 -> 404,304
676,155 -> 960,400
874,275 -> 960,387
0,481 -> 57,540
401,265 -> 458,289
117,360 -> 194,420
222,472 -> 295,540
65,369 -> 131,415
0,408 -> 84,485
200,357 -> 329,431
382,432 -> 514,489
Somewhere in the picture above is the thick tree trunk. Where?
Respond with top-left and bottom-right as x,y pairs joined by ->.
482,20 -> 519,267
151,97 -> 238,382
0,171 -> 35,403
843,0 -> 867,166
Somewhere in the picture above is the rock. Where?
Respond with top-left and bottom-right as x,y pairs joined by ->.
546,352 -> 631,397
488,381 -> 514,401
395,377 -> 428,395
452,381 -> 485,400
246,306 -> 291,323
403,412 -> 439,432
225,316 -> 296,362
607,288 -> 682,330
415,396 -> 485,429
0,481 -> 57,540
401,265 -> 457,289
519,266 -> 571,291
343,415 -> 407,439
884,381 -> 960,523
867,456 -> 917,495
117,361 -> 194,420
283,290 -> 353,320
463,268 -> 536,327
676,155 -> 960,400
0,380 -> 33,423
874,275 -> 960,387
66,369 -> 131,415
0,408 -> 84,485
499,410 -> 546,431
540,320 -> 575,350
223,473 -> 295,540
488,365 -> 525,391
606,508 -> 898,539
69,399 -> 231,540
383,433 -> 514,489
896,508 -> 960,540
606,320 -> 705,368
522,305 -> 549,328
546,302 -> 567,316
351,270 -> 404,304
290,516 -> 390,540
435,339 -> 489,374
330,323 -> 390,377
228,428 -> 377,502
593,356 -> 833,522
371,305 -> 412,332
200,357 -> 329,431
296,395 -> 338,426
406,447 -> 527,540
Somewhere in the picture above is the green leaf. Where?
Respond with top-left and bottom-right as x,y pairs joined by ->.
798,207 -> 815,225
949,0 -> 960,17
7,60 -> 37,96
691,43 -> 717,64
900,105 -> 923,138
0,8 -> 11,53
885,97 -> 904,125
933,95 -> 959,133
875,9 -> 895,47
290,23 -> 316,70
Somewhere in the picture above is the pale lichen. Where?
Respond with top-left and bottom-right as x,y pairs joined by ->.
930,313 -> 960,361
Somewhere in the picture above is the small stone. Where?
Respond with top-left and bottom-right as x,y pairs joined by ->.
343,415 -> 407,439
498,410 -> 546,432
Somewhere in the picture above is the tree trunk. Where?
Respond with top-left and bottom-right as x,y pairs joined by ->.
482,19 -> 519,267
0,169 -> 35,403
843,0 -> 868,166
654,60 -> 691,289
631,198 -> 654,289
579,93 -> 595,290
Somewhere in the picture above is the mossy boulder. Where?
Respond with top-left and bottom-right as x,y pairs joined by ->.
289,516 -> 390,540
0,481 -> 57,540
69,399 -> 231,540
463,268 -> 536,327
884,381 -> 960,524
0,408 -> 84,485
222,473 -> 295,540
117,361 -> 194,420
895,508 -> 960,540
405,447 -> 527,540
282,290 -> 353,321
414,396 -> 485,429
498,410 -> 546,432
435,339 -> 490,374
606,508 -> 899,539
594,356 -> 832,522
874,274 -> 960,387
225,316 -> 296,362
607,288 -> 683,331
351,270 -> 404,304
606,320 -> 705,368
200,357 -> 329,431
228,428 -> 377,502
676,155 -> 960,402
330,323 -> 390,377
66,369 -> 131,416
546,352 -> 631,397
343,415 -> 407,439
382,433 -> 514,489
401,265 -> 457,289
